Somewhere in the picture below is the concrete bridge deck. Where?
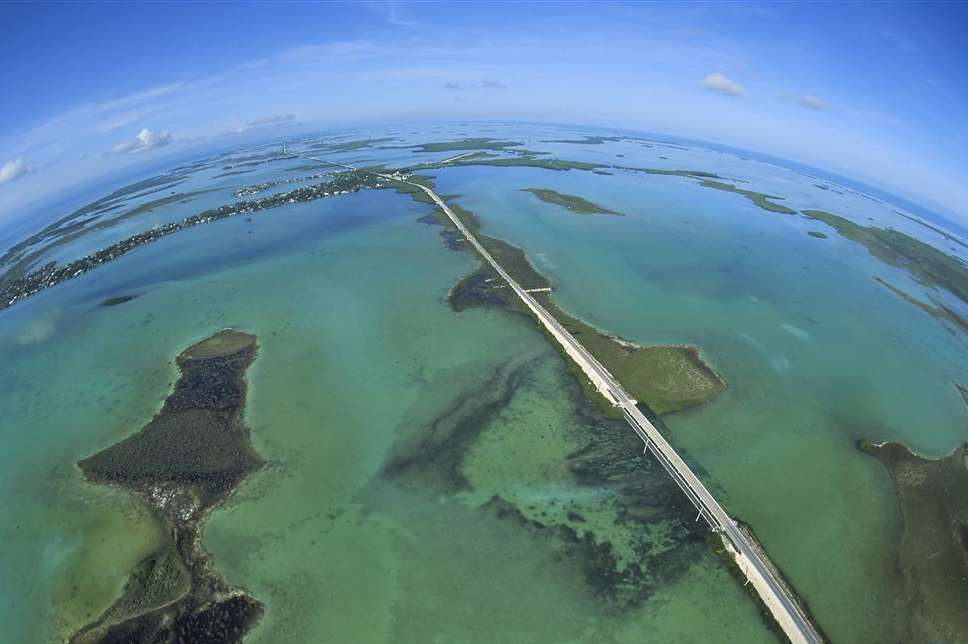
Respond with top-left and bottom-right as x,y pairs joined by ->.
301,154 -> 824,644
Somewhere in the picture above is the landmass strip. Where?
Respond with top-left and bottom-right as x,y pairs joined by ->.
0,169 -> 385,310
304,154 -> 824,644
5,135 -> 962,642
71,329 -> 264,644
6,140 -> 967,345
521,188 -> 622,216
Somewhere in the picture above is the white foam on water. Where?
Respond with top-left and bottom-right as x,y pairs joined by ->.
770,355 -> 792,373
780,323 -> 810,341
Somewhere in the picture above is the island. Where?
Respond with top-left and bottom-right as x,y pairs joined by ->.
402,176 -> 726,418
71,329 -> 264,644
521,188 -> 622,216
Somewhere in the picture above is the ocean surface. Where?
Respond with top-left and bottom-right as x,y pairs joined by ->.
1,123 -> 966,643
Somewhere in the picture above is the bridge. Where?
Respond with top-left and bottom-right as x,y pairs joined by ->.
300,153 -> 824,644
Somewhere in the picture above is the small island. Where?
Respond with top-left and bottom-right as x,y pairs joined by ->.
71,329 -> 264,644
101,294 -> 139,307
522,188 -> 623,216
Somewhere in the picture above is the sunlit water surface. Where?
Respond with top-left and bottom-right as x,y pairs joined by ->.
1,123 -> 965,643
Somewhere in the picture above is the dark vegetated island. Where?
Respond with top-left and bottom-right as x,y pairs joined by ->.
522,188 -> 623,216
542,135 -> 625,145
72,329 -> 264,644
101,294 -> 139,307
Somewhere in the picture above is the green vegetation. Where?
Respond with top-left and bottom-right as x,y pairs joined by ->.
506,148 -> 550,156
73,548 -> 191,643
445,150 -> 499,161
803,210 -> 968,303
542,304 -> 727,415
306,137 -> 397,153
859,437 -> 968,642
450,156 -> 603,171
543,135 -> 624,145
697,179 -> 797,214
807,231 -> 828,239
411,137 -> 524,153
107,549 -> 190,624
633,168 -> 721,179
102,294 -> 139,307
522,188 -> 622,216
72,330 -> 265,644
387,178 -> 726,418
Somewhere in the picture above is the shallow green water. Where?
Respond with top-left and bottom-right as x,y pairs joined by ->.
429,158 -> 968,642
2,123 -> 966,643
1,173 -> 772,642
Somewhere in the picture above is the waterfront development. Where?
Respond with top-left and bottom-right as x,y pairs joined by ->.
1,123 -> 967,643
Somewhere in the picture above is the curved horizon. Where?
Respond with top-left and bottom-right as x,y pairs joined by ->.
1,2 -> 965,224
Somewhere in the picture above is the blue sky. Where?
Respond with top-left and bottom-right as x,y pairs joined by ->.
1,1 -> 965,222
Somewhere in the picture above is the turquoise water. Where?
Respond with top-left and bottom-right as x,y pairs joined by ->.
429,158 -> 968,642
1,123 -> 966,642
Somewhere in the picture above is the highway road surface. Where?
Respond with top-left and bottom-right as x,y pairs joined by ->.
301,153 -> 824,644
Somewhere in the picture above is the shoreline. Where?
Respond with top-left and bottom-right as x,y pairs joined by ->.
70,329 -> 265,644
405,180 -> 728,418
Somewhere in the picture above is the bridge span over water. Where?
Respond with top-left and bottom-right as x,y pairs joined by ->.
301,153 -> 824,644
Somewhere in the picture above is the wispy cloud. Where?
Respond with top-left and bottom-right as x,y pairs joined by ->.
110,128 -> 171,155
0,158 -> 32,185
798,95 -> 826,110
701,72 -> 744,97
367,1 -> 417,27
233,113 -> 296,133
443,79 -> 509,91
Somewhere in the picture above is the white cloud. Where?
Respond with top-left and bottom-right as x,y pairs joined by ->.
443,79 -> 508,91
246,113 -> 295,128
232,114 -> 296,133
799,95 -> 826,110
110,128 -> 172,155
367,1 -> 417,27
701,72 -> 744,97
0,158 -> 32,184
